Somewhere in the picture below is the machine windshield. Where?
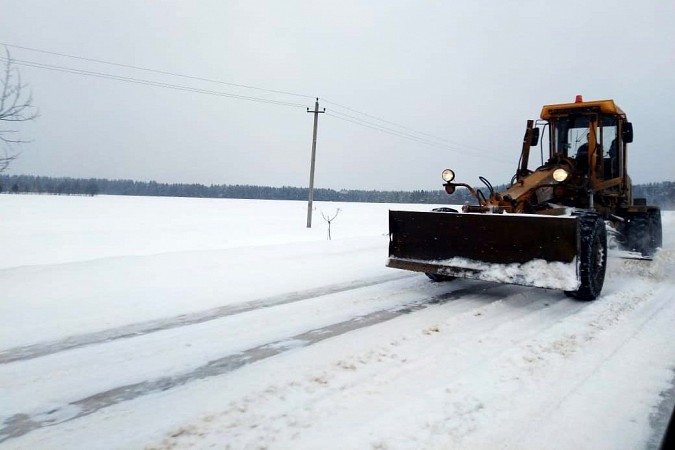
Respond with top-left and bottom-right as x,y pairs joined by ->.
553,115 -> 619,175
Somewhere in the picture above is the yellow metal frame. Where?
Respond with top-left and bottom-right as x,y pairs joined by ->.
540,99 -> 626,119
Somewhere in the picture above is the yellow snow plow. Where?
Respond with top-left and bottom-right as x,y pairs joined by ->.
387,96 -> 662,300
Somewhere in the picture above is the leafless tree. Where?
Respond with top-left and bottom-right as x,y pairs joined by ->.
1,47 -> 38,172
321,208 -> 341,240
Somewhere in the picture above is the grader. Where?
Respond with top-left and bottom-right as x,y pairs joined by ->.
387,96 -> 662,300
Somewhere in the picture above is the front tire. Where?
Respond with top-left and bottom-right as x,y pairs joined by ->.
565,214 -> 607,301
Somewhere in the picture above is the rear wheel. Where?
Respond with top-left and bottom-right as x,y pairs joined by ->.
625,210 -> 662,257
650,210 -> 663,251
565,214 -> 607,301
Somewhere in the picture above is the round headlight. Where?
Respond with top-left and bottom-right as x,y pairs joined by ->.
552,168 -> 569,182
442,169 -> 455,182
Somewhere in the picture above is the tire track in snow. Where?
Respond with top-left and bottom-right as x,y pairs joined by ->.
158,291 -> 592,449
159,283 -> 668,449
0,273 -> 415,364
0,281 -> 502,443
511,284 -> 675,449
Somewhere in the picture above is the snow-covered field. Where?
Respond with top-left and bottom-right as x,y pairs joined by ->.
1,194 -> 674,449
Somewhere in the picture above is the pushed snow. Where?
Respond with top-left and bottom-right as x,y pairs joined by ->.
436,256 -> 579,290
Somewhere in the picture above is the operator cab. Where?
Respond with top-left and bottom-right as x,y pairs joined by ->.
540,97 -> 633,183
553,114 -> 619,177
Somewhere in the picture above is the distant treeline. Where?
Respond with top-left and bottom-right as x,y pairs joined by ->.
0,174 -> 471,204
1,174 -> 673,208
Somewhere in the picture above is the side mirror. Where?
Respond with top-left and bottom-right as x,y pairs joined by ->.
622,122 -> 634,143
530,127 -> 540,146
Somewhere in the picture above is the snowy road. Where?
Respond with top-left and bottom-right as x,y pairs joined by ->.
1,195 -> 674,449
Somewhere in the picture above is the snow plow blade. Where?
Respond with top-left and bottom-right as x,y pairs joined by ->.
387,211 -> 581,290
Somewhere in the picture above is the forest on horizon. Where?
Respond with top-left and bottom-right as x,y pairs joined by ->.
2,174 -> 674,209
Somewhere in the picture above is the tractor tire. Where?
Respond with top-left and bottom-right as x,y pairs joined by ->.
625,214 -> 645,254
625,210 -> 661,257
650,209 -> 663,250
425,273 -> 456,282
565,214 -> 607,301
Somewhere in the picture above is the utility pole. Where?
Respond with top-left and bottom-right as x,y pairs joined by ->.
306,98 -> 325,228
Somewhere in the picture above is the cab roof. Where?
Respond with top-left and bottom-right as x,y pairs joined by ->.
540,99 -> 626,120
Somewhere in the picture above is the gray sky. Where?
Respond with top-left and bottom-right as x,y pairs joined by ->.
1,0 -> 674,191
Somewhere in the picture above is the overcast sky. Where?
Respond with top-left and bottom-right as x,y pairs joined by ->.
1,0 -> 674,191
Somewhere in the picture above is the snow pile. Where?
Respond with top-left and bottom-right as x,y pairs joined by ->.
437,256 -> 579,290
613,248 -> 675,281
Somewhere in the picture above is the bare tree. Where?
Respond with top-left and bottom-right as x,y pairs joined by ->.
1,47 -> 38,172
321,208 -> 341,240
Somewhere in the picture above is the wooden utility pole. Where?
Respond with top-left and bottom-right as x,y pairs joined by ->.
306,98 -> 325,228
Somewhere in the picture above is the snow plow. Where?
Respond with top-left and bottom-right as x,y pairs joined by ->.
387,96 -> 662,300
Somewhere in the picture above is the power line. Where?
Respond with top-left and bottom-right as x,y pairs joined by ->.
323,98 -> 501,157
326,111 -> 514,166
322,97 -> 488,150
323,98 -> 450,143
2,43 -> 511,164
1,57 -> 307,108
4,43 -> 497,154
326,111 -> 451,149
1,42 -> 315,100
